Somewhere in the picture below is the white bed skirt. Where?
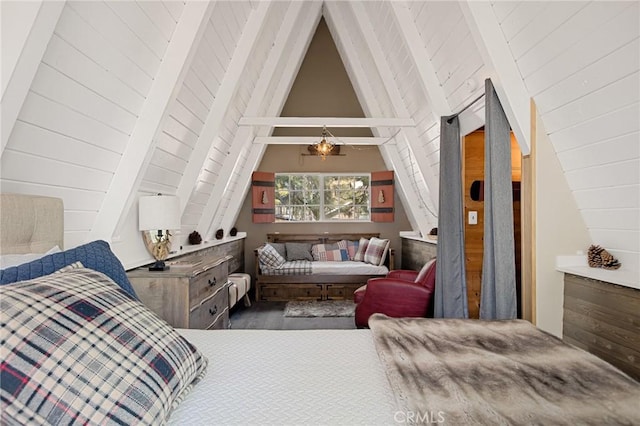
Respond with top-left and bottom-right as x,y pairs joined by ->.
171,329 -> 397,425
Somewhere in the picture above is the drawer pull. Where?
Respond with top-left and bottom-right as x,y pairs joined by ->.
208,277 -> 217,287
209,306 -> 218,316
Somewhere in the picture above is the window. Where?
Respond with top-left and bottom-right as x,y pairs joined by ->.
275,173 -> 370,222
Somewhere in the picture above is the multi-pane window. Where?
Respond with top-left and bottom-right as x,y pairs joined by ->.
275,173 -> 370,222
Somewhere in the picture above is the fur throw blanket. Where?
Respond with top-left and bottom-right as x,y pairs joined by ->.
369,314 -> 640,425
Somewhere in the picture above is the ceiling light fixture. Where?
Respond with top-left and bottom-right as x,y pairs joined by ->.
311,126 -> 336,160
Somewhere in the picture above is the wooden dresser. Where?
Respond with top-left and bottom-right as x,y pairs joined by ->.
127,255 -> 231,329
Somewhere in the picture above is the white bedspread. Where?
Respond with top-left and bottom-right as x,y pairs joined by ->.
171,329 -> 397,426
311,261 -> 388,275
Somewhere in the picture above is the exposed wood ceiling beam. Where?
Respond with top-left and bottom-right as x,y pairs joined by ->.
176,0 -> 272,215
349,1 -> 439,233
1,1 -> 65,157
216,1 -> 325,236
253,136 -> 389,145
89,1 -> 213,242
461,1 -> 531,155
239,117 -> 415,127
200,0 -> 323,237
323,1 -> 425,234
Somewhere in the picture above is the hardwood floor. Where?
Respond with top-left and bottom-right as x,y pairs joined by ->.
229,301 -> 357,330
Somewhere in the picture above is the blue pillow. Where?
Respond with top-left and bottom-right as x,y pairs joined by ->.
0,240 -> 138,299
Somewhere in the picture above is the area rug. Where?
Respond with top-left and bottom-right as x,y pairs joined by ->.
284,300 -> 356,318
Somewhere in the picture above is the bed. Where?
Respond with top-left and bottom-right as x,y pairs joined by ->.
255,233 -> 394,302
2,193 -> 639,425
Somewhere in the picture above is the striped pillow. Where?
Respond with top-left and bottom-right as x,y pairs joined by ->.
353,238 -> 370,262
0,267 -> 208,425
364,237 -> 390,266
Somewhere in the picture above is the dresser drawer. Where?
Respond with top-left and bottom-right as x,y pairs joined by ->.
189,263 -> 227,308
189,284 -> 229,329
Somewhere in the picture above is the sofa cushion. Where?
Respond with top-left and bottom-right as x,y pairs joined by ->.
312,243 -> 348,261
416,258 -> 437,284
259,243 -> 286,269
269,242 -> 286,259
337,240 -> 359,260
353,238 -> 369,261
364,237 -> 390,266
285,243 -> 313,261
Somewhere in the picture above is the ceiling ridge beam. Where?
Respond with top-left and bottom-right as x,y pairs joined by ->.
215,1 -> 324,235
89,1 -> 214,242
198,0 -> 321,237
323,2 -> 427,234
349,1 -> 438,233
460,1 -> 531,154
1,1 -> 65,158
390,1 -> 452,118
254,136 -> 390,145
239,117 -> 415,127
177,0 -> 273,214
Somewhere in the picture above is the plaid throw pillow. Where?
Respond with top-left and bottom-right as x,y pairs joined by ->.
337,240 -> 359,260
258,243 -> 286,269
311,244 -> 348,262
0,267 -> 208,425
353,238 -> 370,262
364,237 -> 390,266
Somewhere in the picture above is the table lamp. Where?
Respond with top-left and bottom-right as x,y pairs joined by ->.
139,194 -> 180,271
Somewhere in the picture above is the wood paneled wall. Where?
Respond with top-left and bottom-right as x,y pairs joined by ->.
463,130 -> 522,319
563,274 -> 640,381
401,238 -> 437,271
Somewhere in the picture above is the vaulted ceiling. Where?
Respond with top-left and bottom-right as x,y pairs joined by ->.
1,1 -> 638,272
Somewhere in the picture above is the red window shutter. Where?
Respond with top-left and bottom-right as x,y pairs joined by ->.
252,171 -> 275,223
371,170 -> 394,222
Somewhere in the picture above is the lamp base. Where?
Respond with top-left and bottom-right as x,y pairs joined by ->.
148,260 -> 170,271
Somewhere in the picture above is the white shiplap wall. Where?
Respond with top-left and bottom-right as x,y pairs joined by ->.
497,1 -> 640,273
1,1 -> 178,248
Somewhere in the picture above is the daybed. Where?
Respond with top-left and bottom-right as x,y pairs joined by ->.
254,232 -> 394,302
2,194 -> 640,426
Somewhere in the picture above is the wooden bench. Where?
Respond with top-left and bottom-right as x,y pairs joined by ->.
254,233 -> 394,302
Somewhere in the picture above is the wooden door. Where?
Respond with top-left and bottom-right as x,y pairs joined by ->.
463,130 -> 521,319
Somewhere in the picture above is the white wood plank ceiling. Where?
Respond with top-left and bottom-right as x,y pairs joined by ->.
1,0 -> 638,275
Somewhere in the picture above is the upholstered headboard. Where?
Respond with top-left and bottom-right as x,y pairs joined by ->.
0,193 -> 64,254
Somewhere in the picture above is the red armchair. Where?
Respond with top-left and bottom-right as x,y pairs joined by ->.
354,259 -> 436,328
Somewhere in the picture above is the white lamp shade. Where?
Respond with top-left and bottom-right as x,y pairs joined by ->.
139,195 -> 181,231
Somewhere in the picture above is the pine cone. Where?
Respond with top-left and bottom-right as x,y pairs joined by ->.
587,245 -> 621,270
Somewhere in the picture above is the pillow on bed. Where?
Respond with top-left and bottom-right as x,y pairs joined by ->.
259,243 -> 286,269
337,240 -> 359,260
364,237 -> 390,266
353,238 -> 369,262
312,243 -> 349,262
0,266 -> 208,425
285,243 -> 313,261
0,240 -> 137,300
0,245 -> 61,269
